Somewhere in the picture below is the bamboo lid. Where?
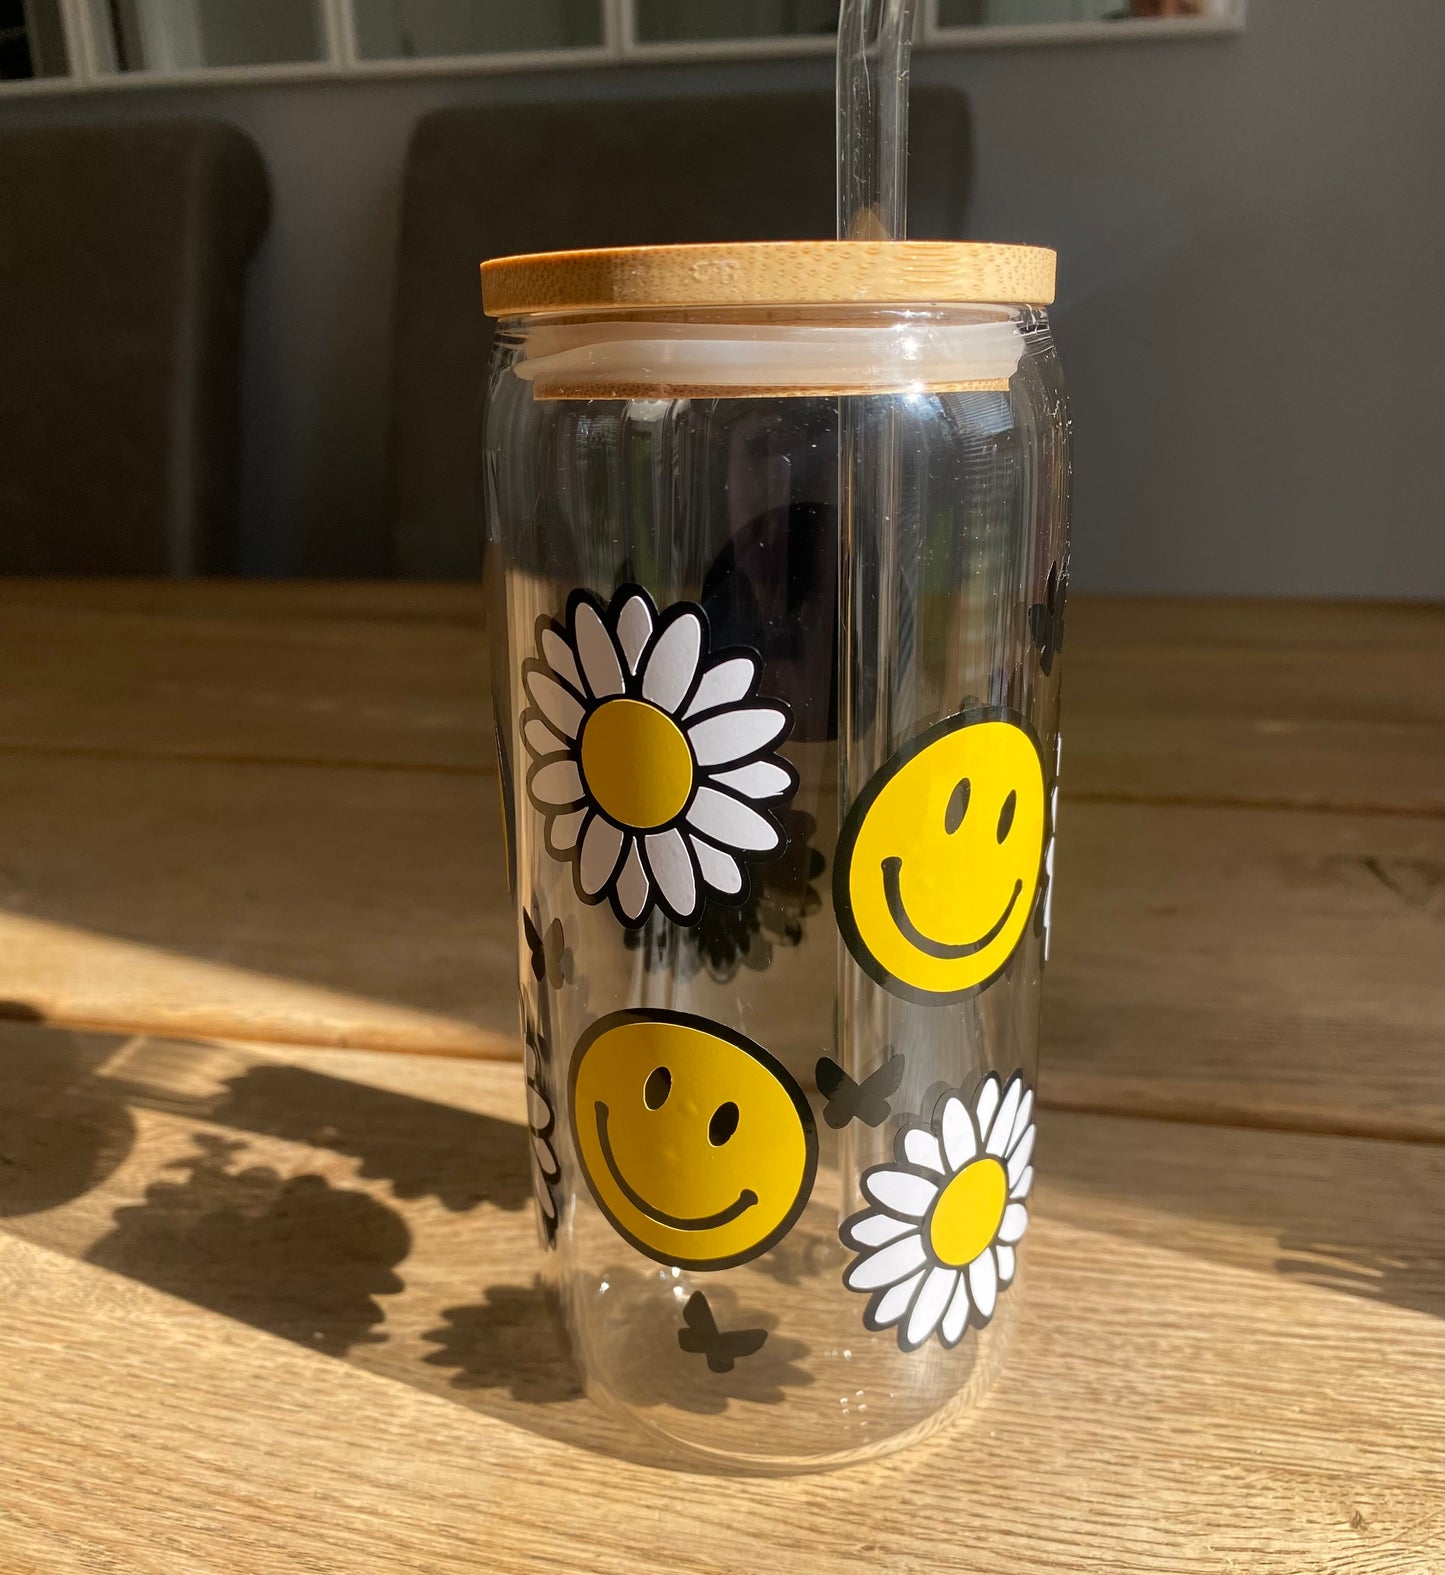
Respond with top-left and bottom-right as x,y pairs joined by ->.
481,240 -> 1056,318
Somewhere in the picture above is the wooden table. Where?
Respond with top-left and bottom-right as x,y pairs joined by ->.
1,582 -> 1440,1573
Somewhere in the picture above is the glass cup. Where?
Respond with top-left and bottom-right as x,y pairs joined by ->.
480,242 -> 1069,1472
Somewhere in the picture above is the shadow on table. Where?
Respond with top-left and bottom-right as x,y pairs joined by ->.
87,1130 -> 412,1355
415,1269 -> 816,1472
0,1018 -> 137,1219
2,1024 -> 819,1467
423,1269 -> 813,1411
1,1027 -> 528,1359
1273,1236 -> 1443,1319
206,1061 -> 531,1215
1,1025 -> 533,1220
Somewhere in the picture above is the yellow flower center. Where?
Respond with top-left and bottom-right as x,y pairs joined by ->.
927,1157 -> 1008,1269
580,697 -> 694,830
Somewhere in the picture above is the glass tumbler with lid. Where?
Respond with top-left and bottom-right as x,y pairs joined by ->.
480,241 -> 1069,1472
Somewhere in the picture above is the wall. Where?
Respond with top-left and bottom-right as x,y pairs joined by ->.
1,0 -> 1441,591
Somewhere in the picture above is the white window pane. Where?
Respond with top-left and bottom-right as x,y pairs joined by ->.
352,0 -> 602,59
635,0 -> 839,44
937,0 -> 1232,24
94,0 -> 325,73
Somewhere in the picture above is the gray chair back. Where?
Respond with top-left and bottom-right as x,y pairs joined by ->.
0,120 -> 268,573
390,88 -> 972,578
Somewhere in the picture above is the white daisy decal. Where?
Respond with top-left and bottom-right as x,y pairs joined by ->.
521,585 -> 799,929
841,1071 -> 1035,1353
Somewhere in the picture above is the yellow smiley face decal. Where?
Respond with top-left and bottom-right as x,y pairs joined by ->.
570,1010 -> 817,1270
834,707 -> 1047,1003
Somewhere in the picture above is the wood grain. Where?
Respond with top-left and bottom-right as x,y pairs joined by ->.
2,749 -> 1438,1133
1043,801 -> 1444,1139
1,1029 -> 1439,1575
0,578 -> 488,771
3,584 -> 1436,811
479,240 -> 1058,315
1064,597 -> 1444,815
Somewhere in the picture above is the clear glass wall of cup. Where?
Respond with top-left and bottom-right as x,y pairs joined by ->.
481,242 -> 1069,1472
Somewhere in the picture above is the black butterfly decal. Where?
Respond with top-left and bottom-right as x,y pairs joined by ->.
815,1050 -> 905,1130
1028,561 -> 1067,677
522,909 -> 573,991
677,1292 -> 767,1374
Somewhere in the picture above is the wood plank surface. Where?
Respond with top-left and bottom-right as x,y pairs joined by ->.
1,1027 -> 1440,1575
3,582 -> 1439,811
1064,597 -> 1444,815
2,751 -> 1439,1134
0,579 -> 488,772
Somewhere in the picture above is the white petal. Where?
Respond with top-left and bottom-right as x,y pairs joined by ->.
615,594 -> 653,673
644,828 -> 697,919
1007,1125 -> 1036,1187
845,1212 -> 915,1249
968,1248 -> 998,1320
579,815 -> 624,896
902,1128 -> 946,1173
845,1233 -> 928,1292
940,1096 -> 977,1172
536,1184 -> 557,1222
530,758 -> 583,808
690,836 -> 743,896
862,1168 -> 938,1219
1012,1165 -> 1034,1201
995,1243 -> 1016,1285
940,1273 -> 973,1345
641,611 -> 703,713
546,806 -> 587,856
685,788 -> 782,854
872,1269 -> 926,1329
525,670 -> 585,740
686,706 -> 788,768
1008,1089 -> 1035,1155
523,715 -> 566,760
986,1079 -> 1023,1157
526,1084 -> 551,1130
615,839 -> 650,920
905,1266 -> 958,1348
998,1202 -> 1030,1244
708,759 -> 793,801
540,628 -> 582,692
684,655 -> 757,718
973,1075 -> 1001,1144
573,600 -> 625,699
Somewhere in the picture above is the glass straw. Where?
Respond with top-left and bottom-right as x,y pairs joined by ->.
835,0 -> 917,1209
836,0 -> 916,241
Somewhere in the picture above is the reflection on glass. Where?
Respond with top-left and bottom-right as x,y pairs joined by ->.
937,0 -> 1230,23
0,0 -> 68,79
92,0 -> 323,72
352,0 -> 602,59
635,0 -> 839,44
